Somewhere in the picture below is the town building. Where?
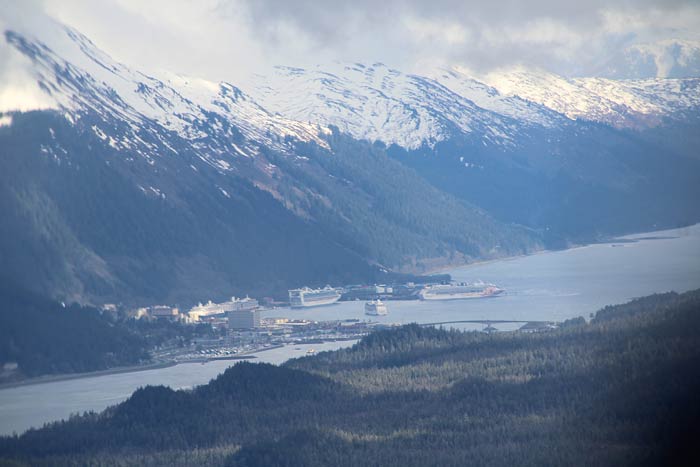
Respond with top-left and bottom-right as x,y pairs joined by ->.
228,309 -> 261,329
150,305 -> 180,321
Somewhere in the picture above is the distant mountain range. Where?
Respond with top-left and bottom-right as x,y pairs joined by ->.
1,19 -> 699,306
244,61 -> 700,143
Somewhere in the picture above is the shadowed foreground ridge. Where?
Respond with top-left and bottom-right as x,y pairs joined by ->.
1,290 -> 699,466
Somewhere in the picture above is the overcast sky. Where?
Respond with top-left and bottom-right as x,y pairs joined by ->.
3,0 -> 700,83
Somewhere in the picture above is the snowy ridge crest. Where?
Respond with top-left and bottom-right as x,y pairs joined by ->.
241,61 -> 699,150
4,18 -> 699,155
241,62 -> 563,150
482,66 -> 700,128
3,24 -> 330,158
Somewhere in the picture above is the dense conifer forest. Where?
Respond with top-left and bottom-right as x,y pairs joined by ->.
1,290 -> 699,466
0,283 -> 217,381
0,282 -> 148,379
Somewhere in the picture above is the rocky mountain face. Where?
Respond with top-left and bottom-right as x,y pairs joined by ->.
1,19 -> 698,306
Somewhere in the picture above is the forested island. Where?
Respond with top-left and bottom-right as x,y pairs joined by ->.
1,289 -> 699,466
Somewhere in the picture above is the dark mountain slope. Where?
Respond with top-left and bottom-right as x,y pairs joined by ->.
0,110 -> 539,305
388,122 -> 700,244
243,62 -> 700,246
0,111 -> 375,305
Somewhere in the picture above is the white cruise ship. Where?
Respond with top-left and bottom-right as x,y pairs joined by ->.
188,296 -> 258,322
289,286 -> 341,308
365,299 -> 388,316
419,282 -> 503,301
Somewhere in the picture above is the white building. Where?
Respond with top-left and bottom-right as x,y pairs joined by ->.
227,308 -> 261,329
228,297 -> 260,329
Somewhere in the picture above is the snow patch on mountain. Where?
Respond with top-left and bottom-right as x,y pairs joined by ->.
426,66 -> 562,127
243,60 -> 699,149
2,20 -> 329,156
483,66 -> 700,128
241,62 -> 549,150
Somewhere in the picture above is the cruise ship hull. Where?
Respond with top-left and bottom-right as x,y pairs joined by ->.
419,286 -> 503,301
365,309 -> 388,316
365,301 -> 388,316
290,296 -> 341,308
289,286 -> 342,308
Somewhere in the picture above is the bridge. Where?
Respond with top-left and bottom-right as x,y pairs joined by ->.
419,319 -> 559,330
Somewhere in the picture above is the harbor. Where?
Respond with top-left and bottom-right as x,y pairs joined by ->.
1,224 -> 699,436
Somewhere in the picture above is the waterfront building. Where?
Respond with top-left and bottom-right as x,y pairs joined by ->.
228,308 -> 261,329
227,297 -> 261,329
150,305 -> 180,321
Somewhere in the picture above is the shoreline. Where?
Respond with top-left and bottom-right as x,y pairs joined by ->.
0,361 -> 179,391
423,223 -> 697,276
0,354 -> 258,391
423,246 -> 569,276
0,341 -> 345,392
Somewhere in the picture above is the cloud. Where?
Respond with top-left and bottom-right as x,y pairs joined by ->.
1,0 -> 699,88
235,0 -> 700,76
0,0 -> 59,112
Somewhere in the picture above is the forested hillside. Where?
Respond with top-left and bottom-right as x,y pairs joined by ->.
2,290 -> 698,466
0,282 -> 220,382
0,282 -> 148,379
387,125 -> 700,245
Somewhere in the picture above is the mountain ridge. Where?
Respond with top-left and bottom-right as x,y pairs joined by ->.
1,18 -> 698,306
0,21 -> 543,305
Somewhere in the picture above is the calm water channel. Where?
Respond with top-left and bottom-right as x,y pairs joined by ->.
1,224 -> 699,435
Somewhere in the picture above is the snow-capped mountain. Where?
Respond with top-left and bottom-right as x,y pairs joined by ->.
425,66 -> 562,127
238,59 -> 700,251
2,16 -> 699,307
5,17 -> 698,156
482,67 -> 700,129
241,61 -> 700,145
2,18 -> 545,304
2,19 -> 347,216
241,62 -> 567,150
3,24 -> 329,165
